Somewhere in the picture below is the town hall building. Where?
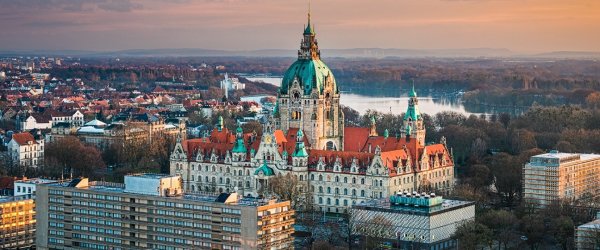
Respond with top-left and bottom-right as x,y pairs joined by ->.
170,14 -> 454,213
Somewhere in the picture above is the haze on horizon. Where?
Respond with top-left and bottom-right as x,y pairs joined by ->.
0,0 -> 598,54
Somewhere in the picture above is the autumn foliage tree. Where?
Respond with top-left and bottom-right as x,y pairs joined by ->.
44,136 -> 105,178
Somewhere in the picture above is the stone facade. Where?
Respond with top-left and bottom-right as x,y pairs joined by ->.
170,15 -> 455,214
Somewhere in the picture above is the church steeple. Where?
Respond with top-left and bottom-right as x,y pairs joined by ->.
293,129 -> 309,157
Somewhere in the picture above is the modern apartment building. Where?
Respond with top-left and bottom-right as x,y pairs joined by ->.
350,191 -> 474,250
576,211 -> 600,250
0,194 -> 36,249
523,151 -> 600,207
35,174 -> 295,250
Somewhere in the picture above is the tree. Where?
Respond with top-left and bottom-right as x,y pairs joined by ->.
44,136 -> 105,178
464,164 -> 492,192
453,220 -> 493,250
488,153 -> 522,206
267,173 -> 309,210
550,216 -> 574,250
479,210 -> 518,249
521,214 -> 546,250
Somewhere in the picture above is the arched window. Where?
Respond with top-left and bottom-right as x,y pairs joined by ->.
319,197 -> 323,204
226,178 -> 230,184
238,170 -> 242,176
335,199 -> 339,205
319,186 -> 323,193
361,178 -> 365,185
246,181 -> 250,188
380,180 -> 383,186
219,177 -> 223,184
361,190 -> 365,197
299,175 -> 304,181
335,188 -> 339,194
327,187 -> 331,194
343,177 -> 347,183
343,200 -> 348,206
352,177 -> 356,184
344,188 -> 348,195
352,189 -> 356,196
327,198 -> 331,205
319,175 -> 323,181
212,177 -> 216,183
311,174 -> 314,181
335,176 -> 339,182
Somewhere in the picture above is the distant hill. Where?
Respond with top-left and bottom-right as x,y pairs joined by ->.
1,48 -> 599,59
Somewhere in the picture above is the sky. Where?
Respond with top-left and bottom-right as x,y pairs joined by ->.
0,0 -> 599,53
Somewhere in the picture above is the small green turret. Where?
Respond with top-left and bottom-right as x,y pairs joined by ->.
217,116 -> 224,132
232,123 -> 246,154
384,129 -> 389,139
293,129 -> 308,157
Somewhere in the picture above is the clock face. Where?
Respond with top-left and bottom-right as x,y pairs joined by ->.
265,135 -> 272,144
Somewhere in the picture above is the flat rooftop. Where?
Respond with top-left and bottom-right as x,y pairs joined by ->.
578,219 -> 600,230
126,173 -> 179,179
353,198 -> 474,216
529,151 -> 600,167
14,178 -> 58,185
0,194 -> 34,203
46,180 -> 273,207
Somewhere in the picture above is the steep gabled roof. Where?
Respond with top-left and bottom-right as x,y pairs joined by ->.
343,127 -> 370,152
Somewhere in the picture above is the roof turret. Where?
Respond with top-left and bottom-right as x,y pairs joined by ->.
293,129 -> 308,157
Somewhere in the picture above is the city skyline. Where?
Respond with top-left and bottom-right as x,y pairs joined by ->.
0,0 -> 599,53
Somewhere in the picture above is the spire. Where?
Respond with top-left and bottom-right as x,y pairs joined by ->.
232,123 -> 247,154
217,116 -> 224,132
409,79 -> 417,97
293,129 -> 308,157
299,0 -> 319,60
304,0 -> 313,35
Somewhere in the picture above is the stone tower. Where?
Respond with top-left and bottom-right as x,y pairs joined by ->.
402,83 -> 426,146
275,12 -> 344,150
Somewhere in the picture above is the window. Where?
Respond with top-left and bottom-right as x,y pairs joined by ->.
352,189 -> 356,196
344,188 -> 348,195
361,190 -> 365,197
344,177 -> 347,183
318,197 -> 323,204
361,178 -> 365,184
318,186 -> 323,193
327,187 -> 331,194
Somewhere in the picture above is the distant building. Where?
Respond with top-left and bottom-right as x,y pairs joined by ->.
523,151 -> 600,207
0,195 -> 36,249
7,132 -> 44,168
576,211 -> 600,250
14,178 -> 58,196
35,174 -> 295,250
220,73 -> 245,99
350,192 -> 474,249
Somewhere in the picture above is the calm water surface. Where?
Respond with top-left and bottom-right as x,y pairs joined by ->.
244,76 -> 517,116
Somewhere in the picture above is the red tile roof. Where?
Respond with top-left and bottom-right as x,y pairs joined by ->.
343,127 -> 370,152
11,132 -> 37,146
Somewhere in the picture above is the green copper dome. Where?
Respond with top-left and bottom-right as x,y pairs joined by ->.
280,15 -> 336,96
254,160 -> 275,176
281,59 -> 336,95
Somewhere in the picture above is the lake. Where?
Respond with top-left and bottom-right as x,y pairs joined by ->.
244,76 -> 523,116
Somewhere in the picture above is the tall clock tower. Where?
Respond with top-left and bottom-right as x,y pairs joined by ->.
274,12 -> 344,150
